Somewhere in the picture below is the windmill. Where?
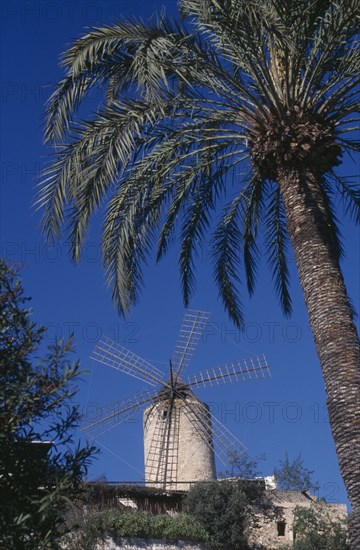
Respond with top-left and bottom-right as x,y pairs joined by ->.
84,310 -> 270,490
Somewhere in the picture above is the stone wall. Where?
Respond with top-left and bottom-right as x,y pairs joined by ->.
96,538 -> 213,550
246,490 -> 348,549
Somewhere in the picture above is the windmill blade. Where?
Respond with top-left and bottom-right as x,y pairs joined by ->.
172,310 -> 211,378
83,387 -> 157,440
145,406 -> 169,484
91,336 -> 166,387
210,413 -> 247,465
176,392 -> 246,466
84,390 -> 156,440
186,355 -> 270,390
144,399 -> 180,488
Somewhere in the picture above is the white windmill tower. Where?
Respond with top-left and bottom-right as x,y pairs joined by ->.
84,310 -> 270,490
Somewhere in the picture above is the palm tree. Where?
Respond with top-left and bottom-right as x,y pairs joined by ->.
38,0 -> 360,544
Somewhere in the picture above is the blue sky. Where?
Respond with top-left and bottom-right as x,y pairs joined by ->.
1,0 -> 359,507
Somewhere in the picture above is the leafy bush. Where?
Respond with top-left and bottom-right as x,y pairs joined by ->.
185,480 -> 265,549
292,504 -> 349,550
278,504 -> 349,550
64,509 -> 210,549
161,513 -> 211,541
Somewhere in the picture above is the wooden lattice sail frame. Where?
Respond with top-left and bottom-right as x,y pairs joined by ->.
83,310 -> 271,489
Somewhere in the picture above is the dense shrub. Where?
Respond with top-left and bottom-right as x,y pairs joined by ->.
161,513 -> 211,541
64,510 -> 210,549
278,504 -> 349,550
185,480 -> 265,549
292,505 -> 349,550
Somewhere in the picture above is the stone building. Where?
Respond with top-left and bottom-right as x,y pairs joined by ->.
84,479 -> 347,549
246,485 -> 348,549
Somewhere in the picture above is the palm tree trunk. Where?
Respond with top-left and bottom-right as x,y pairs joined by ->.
278,168 -> 360,548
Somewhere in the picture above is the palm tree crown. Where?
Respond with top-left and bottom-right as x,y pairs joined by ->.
39,0 -> 359,326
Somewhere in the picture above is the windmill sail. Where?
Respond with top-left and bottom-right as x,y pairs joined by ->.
171,310 -> 211,378
91,336 -> 165,386
186,355 -> 270,389
83,387 -> 157,440
144,401 -> 180,489
177,392 -> 247,466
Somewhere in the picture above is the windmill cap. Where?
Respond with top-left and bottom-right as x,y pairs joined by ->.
157,377 -> 192,400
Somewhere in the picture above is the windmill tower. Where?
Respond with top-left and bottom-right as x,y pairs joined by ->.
143,381 -> 216,489
84,310 -> 270,490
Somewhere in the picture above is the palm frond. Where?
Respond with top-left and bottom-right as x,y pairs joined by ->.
330,172 -> 360,224
45,19 -> 187,142
265,185 -> 292,316
300,0 -> 359,110
212,193 -> 245,328
103,182 -> 161,315
180,0 -> 288,112
39,99 -> 167,245
242,175 -> 266,295
179,186 -> 213,306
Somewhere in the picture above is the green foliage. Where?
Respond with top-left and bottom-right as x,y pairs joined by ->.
280,504 -> 349,550
161,513 -> 210,541
64,510 -> 210,549
274,452 -> 320,493
0,260 -> 96,549
185,480 -> 265,548
221,450 -> 266,479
